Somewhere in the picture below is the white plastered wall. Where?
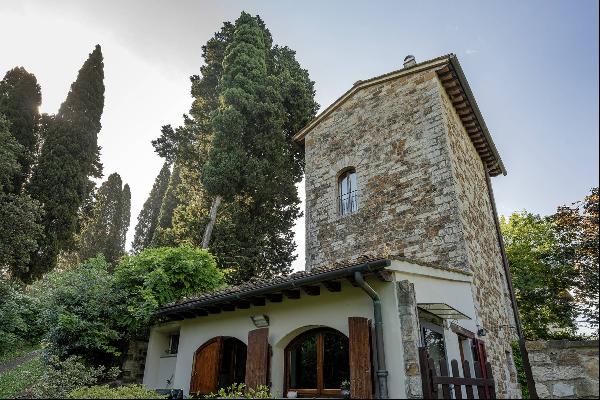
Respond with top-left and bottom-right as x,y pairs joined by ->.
143,260 -> 481,397
144,277 -> 407,398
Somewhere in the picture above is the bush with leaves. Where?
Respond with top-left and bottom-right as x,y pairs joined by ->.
204,383 -> 272,399
0,279 -> 44,354
114,246 -> 225,336
33,255 -> 128,367
66,384 -> 166,399
31,355 -> 119,399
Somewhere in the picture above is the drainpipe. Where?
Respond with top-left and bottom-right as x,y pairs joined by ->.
484,168 -> 538,399
354,271 -> 389,399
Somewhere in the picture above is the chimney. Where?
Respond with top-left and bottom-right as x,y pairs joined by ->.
403,55 -> 416,68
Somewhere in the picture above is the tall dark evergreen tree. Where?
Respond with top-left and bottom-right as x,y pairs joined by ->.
0,115 -> 43,276
0,67 -> 42,191
131,162 -> 171,253
153,12 -> 318,283
151,163 -> 182,247
21,45 -> 105,282
78,173 -> 131,265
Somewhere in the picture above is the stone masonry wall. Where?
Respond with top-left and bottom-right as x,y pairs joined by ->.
304,67 -> 519,397
526,340 -> 599,399
396,280 -> 423,399
304,69 -> 466,271
440,83 -> 521,398
122,340 -> 148,384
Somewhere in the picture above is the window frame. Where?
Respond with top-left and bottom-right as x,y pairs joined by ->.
338,168 -> 358,216
284,328 -> 349,398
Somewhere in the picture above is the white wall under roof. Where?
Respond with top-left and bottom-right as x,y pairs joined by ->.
143,259 -> 479,398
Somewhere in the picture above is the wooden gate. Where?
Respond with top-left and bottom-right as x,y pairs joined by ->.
418,347 -> 496,399
190,337 -> 223,395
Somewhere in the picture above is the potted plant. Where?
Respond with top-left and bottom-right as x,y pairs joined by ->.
341,380 -> 350,399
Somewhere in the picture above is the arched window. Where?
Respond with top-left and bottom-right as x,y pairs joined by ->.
338,169 -> 358,215
285,328 -> 350,397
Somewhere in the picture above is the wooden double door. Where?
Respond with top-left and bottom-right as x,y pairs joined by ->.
190,329 -> 270,396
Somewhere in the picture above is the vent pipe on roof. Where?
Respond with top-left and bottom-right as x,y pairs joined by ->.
403,55 -> 416,68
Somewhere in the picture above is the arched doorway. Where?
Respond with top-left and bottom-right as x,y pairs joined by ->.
190,336 -> 247,396
284,328 -> 350,398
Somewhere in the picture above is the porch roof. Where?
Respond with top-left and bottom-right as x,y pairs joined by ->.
155,257 -> 391,321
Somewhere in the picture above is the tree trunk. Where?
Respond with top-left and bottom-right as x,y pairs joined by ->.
201,195 -> 222,249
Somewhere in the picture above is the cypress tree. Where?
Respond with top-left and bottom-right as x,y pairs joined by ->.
78,173 -> 130,265
131,162 -> 171,253
0,115 -> 43,276
22,45 -> 105,281
151,163 -> 182,247
0,67 -> 42,191
153,13 -> 318,283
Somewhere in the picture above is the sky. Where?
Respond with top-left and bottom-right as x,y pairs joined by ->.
1,0 -> 598,272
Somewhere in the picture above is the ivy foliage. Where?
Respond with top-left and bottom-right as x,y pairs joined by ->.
114,246 -> 225,336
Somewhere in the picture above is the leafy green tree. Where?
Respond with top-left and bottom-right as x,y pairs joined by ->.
23,45 -> 105,282
131,162 -> 171,253
114,246 -> 224,336
501,211 -> 579,339
151,163 -> 182,247
0,279 -> 44,354
0,67 -> 42,191
153,12 -> 317,283
78,173 -> 131,265
552,187 -> 599,333
0,116 -> 43,276
34,255 -> 127,367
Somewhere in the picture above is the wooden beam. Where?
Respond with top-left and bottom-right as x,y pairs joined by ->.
193,309 -> 209,317
266,293 -> 283,303
283,289 -> 301,299
221,303 -> 235,312
323,281 -> 342,292
347,276 -> 360,287
236,300 -> 251,309
250,297 -> 266,307
302,285 -> 321,296
207,306 -> 221,314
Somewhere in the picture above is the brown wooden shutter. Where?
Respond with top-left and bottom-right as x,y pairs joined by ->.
348,317 -> 373,399
190,337 -> 223,395
245,328 -> 270,390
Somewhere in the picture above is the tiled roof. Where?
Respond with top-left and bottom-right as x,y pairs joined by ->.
156,256 -> 390,317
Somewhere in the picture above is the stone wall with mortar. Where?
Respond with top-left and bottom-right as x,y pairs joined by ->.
122,340 -> 148,384
396,280 -> 423,399
304,68 -> 464,271
303,67 -> 519,397
440,82 -> 520,398
526,340 -> 599,399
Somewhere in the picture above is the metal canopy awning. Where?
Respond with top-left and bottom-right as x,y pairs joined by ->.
418,303 -> 471,320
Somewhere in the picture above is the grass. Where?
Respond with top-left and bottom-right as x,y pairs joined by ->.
0,355 -> 45,398
0,342 -> 40,365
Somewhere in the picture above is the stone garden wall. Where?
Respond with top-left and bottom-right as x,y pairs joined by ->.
122,340 -> 148,384
526,340 -> 599,399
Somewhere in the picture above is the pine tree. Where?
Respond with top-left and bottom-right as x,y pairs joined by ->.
21,45 -> 105,282
78,173 -> 131,265
153,13 -> 318,283
131,162 -> 171,253
151,163 -> 182,247
0,67 -> 42,191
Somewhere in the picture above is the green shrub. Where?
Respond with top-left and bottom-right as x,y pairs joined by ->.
114,246 -> 225,335
0,355 -> 44,399
511,341 -> 529,399
31,355 -> 119,399
0,279 -> 43,354
67,384 -> 166,399
32,255 -> 127,367
205,383 -> 272,399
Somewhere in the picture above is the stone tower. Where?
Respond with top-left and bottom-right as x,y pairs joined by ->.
294,54 -> 521,398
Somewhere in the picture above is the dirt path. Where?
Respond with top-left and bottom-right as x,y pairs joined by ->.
0,350 -> 41,375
